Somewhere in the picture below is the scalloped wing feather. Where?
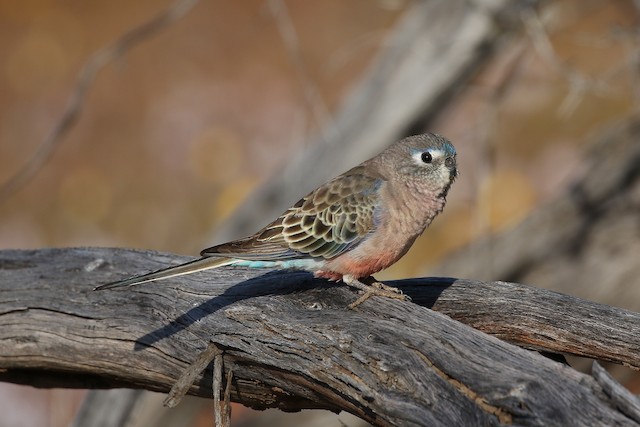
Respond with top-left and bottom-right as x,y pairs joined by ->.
201,168 -> 383,261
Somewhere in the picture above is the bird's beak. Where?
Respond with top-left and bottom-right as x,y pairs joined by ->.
445,157 -> 457,179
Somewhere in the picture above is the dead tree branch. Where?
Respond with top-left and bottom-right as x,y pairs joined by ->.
0,247 -> 638,426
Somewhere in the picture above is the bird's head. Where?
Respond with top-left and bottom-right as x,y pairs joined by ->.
376,133 -> 457,197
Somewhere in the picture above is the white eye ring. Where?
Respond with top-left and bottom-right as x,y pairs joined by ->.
412,149 -> 443,165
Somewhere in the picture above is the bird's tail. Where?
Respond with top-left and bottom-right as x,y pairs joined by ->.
94,256 -> 237,290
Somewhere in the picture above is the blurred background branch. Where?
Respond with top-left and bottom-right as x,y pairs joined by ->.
267,0 -> 332,138
0,0 -> 198,205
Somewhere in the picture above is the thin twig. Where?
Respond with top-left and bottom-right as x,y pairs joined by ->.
164,341 -> 220,407
213,350 -> 224,427
0,0 -> 199,205
522,9 -> 614,118
223,368 -> 233,426
267,0 -> 333,142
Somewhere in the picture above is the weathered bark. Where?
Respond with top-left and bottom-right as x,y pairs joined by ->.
1,248 -> 639,426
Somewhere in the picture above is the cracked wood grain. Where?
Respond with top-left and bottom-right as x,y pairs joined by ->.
408,344 -> 513,425
1,247 -> 639,426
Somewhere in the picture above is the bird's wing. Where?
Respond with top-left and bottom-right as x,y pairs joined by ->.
202,167 -> 384,261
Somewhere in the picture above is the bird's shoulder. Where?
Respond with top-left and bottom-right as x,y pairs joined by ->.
299,164 -> 385,213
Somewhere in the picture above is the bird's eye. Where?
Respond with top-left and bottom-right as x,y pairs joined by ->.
421,152 -> 432,163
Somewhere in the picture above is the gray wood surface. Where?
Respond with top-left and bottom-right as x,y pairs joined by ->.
1,247 -> 639,426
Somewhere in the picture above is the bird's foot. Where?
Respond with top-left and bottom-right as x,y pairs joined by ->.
343,276 -> 411,309
370,281 -> 404,294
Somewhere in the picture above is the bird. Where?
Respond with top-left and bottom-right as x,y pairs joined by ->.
95,133 -> 457,308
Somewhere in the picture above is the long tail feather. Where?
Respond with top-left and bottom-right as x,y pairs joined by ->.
94,256 -> 237,290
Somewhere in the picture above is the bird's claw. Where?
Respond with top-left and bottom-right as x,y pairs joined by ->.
371,281 -> 404,294
348,282 -> 411,309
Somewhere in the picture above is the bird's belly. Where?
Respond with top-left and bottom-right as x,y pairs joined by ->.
317,247 -> 403,280
317,220 -> 422,280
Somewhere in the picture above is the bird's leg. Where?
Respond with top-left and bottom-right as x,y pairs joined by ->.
342,275 -> 411,309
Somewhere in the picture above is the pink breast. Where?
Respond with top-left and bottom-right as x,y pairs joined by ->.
314,249 -> 401,281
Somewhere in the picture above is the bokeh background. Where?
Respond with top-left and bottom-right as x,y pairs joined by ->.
1,0 -> 638,426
